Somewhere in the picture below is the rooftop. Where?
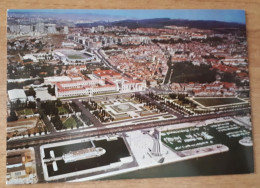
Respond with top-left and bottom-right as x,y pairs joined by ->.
8,89 -> 27,101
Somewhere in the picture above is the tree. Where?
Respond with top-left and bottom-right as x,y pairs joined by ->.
28,101 -> 36,109
53,107 -> 59,116
146,80 -> 150,86
9,73 -> 15,79
7,111 -> 18,122
56,99 -> 62,107
30,71 -> 37,78
56,69 -> 61,75
178,94 -> 186,101
27,87 -> 36,97
47,85 -> 55,96
221,72 -> 236,83
51,115 -> 63,130
47,85 -> 52,93
168,61 -> 217,83
15,99 -> 21,110
169,93 -> 177,99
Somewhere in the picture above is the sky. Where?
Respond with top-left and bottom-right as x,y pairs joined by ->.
8,9 -> 246,24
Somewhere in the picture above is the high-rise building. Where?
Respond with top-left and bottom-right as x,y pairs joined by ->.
35,23 -> 45,33
64,26 -> 69,34
46,24 -> 56,34
19,25 -> 33,34
97,25 -> 104,32
9,25 -> 20,33
90,27 -> 95,33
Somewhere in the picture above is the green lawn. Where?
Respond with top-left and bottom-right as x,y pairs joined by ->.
58,95 -> 89,99
193,97 -> 244,107
163,115 -> 174,119
93,91 -> 119,96
58,106 -> 68,114
63,117 -> 77,129
16,108 -> 34,116
67,54 -> 85,59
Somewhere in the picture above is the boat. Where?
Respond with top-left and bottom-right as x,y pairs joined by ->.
239,137 -> 253,147
62,147 -> 106,163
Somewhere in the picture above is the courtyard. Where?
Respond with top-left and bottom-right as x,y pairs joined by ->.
91,94 -> 161,122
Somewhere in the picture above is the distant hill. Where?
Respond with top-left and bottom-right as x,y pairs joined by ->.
76,18 -> 245,32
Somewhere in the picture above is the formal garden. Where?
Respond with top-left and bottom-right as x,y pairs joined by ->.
149,92 -> 249,116
83,93 -> 166,123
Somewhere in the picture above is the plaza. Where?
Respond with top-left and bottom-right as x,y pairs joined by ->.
110,103 -> 137,113
92,94 -> 161,122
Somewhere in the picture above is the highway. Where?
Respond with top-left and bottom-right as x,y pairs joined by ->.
7,109 -> 248,150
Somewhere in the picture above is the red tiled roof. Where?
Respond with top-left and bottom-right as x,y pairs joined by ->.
93,70 -> 121,77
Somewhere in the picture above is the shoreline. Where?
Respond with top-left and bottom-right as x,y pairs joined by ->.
69,144 -> 229,182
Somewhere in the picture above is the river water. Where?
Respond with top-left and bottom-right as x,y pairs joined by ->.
43,137 -> 130,177
103,122 -> 254,180
43,121 -> 254,180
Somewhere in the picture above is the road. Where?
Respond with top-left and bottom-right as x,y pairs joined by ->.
34,145 -> 45,182
37,102 -> 56,133
72,99 -> 102,127
94,48 -> 130,78
7,109 -> 248,150
93,49 -> 115,71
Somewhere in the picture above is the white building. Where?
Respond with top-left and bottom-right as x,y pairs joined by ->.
23,52 -> 52,63
55,79 -> 146,98
22,54 -> 38,63
191,33 -> 207,40
64,26 -> 69,34
54,51 -> 67,62
97,25 -> 104,32
46,24 -> 57,34
61,42 -> 76,47
19,25 -> 33,34
54,76 -> 146,98
8,89 -> 27,103
44,76 -> 72,85
55,78 -> 114,98
9,25 -> 20,33
35,23 -> 45,33
114,79 -> 147,92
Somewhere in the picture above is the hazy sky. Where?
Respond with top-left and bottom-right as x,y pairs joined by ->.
8,9 -> 246,24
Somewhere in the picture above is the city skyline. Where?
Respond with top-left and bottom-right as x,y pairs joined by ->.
8,9 -> 246,24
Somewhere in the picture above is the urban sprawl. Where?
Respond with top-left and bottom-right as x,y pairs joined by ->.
6,13 -> 253,184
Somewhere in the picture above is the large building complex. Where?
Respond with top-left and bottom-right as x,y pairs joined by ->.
54,69 -> 146,98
